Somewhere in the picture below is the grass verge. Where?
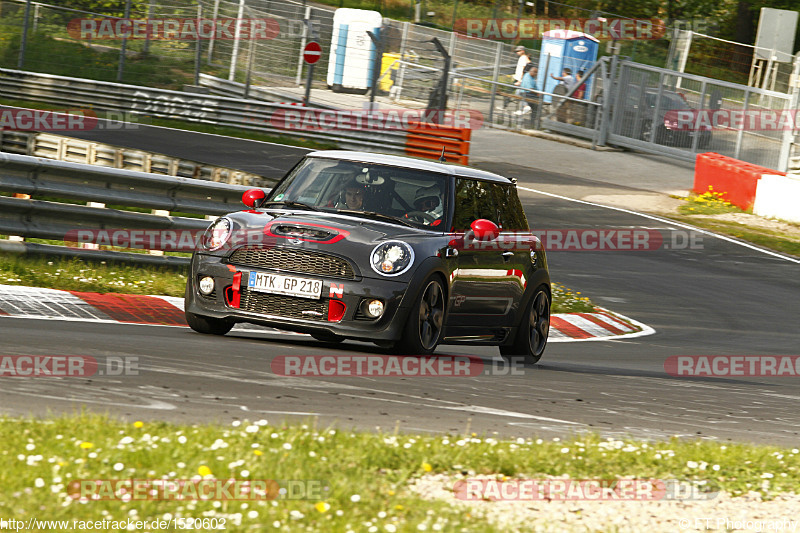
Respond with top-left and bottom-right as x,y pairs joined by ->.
0,253 -> 597,313
1,414 -> 798,532
669,188 -> 800,258
0,253 -> 186,296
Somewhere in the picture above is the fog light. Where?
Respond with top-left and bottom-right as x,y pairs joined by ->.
366,299 -> 384,318
199,276 -> 215,295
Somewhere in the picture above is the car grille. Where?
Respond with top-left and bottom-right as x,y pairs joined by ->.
239,289 -> 328,321
228,247 -> 356,279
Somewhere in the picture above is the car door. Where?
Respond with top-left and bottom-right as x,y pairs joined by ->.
491,182 -> 531,326
447,178 -> 516,331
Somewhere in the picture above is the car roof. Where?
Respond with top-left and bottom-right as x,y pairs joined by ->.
306,150 -> 514,184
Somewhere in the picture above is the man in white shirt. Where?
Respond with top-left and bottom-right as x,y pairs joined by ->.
513,46 -> 531,86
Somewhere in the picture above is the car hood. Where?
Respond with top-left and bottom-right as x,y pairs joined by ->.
226,209 -> 437,246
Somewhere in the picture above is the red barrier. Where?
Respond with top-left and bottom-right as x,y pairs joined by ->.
405,121 -> 471,165
694,153 -> 785,210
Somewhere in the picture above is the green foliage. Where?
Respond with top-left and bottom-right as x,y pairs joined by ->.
0,254 -> 188,296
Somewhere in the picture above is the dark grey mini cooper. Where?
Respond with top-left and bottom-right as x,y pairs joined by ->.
185,151 -> 551,363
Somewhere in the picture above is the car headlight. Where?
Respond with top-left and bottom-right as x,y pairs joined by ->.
203,217 -> 232,251
370,241 -> 414,276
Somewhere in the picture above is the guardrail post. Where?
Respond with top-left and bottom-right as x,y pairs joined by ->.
8,193 -> 30,242
83,202 -> 106,250
168,159 -> 178,176
114,149 -> 124,168
150,209 -> 171,255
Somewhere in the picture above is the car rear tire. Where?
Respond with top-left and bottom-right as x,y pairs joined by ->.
395,276 -> 445,355
185,310 -> 234,336
499,286 -> 550,365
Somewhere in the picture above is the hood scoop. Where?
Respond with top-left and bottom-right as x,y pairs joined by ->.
270,224 -> 338,242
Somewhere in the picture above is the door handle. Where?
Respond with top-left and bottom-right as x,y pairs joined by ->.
501,251 -> 514,261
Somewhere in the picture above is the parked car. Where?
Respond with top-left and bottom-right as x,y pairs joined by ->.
185,151 -> 551,363
629,88 -> 712,149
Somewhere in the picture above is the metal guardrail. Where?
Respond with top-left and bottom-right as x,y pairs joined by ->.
0,152 -> 255,264
0,68 -> 408,155
198,74 -> 337,110
0,131 -> 270,187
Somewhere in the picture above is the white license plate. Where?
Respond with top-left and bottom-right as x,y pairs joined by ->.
247,271 -> 323,299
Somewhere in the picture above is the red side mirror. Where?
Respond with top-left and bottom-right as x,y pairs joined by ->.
242,189 -> 266,209
470,219 -> 499,241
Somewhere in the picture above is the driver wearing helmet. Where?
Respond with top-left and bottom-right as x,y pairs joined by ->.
406,185 -> 443,225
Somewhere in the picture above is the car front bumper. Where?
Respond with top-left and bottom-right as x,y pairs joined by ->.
185,253 -> 415,341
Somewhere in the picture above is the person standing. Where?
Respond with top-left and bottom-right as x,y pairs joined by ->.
551,68 -> 576,123
513,46 -> 532,87
517,65 -> 539,126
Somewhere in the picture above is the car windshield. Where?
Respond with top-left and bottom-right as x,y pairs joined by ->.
267,157 -> 449,229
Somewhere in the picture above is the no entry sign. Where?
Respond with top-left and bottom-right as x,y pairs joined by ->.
303,41 -> 322,64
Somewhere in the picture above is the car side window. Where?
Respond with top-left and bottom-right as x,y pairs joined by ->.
452,178 -> 498,231
492,184 -> 529,230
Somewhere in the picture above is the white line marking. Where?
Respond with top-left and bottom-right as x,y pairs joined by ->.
517,185 -> 800,264
339,394 -> 582,424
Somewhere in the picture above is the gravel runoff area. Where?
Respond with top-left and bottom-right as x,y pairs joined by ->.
409,474 -> 800,532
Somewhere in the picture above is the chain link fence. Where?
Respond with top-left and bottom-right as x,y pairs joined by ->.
0,0 -> 215,85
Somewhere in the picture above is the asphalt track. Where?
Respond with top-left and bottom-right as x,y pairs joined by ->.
2,135 -> 800,446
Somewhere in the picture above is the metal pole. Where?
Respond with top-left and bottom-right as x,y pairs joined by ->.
228,0 -> 245,81
488,41 -> 502,125
194,4 -> 203,86
296,6 -> 311,86
244,22 -> 256,98
537,52 -> 550,128
777,55 -> 800,171
208,0 -> 221,64
367,30 -> 383,111
32,3 -> 39,34
143,0 -> 154,56
733,90 -> 749,160
303,64 -> 315,106
598,54 -> 618,146
117,0 -> 132,82
690,79 -> 707,153
395,22 -> 410,100
17,0 -> 32,69
302,18 -> 319,107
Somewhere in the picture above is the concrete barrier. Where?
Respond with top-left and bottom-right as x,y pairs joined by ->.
694,152 -> 785,210
753,174 -> 800,223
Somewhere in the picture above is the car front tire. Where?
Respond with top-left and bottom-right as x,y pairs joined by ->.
500,286 -> 550,365
395,276 -> 445,356
185,310 -> 235,336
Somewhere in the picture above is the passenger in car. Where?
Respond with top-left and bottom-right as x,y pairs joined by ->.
406,185 -> 443,226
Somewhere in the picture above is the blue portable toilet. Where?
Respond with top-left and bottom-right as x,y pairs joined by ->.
536,30 -> 599,103
327,8 -> 383,94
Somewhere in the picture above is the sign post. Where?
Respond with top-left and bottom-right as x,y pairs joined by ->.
303,41 -> 322,106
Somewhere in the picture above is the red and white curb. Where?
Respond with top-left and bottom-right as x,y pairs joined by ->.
0,285 -> 653,341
